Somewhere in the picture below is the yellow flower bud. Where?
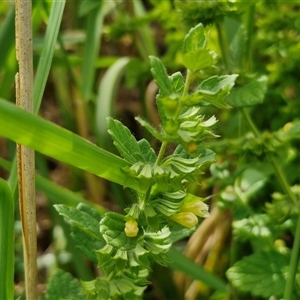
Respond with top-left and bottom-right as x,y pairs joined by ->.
187,141 -> 197,153
124,219 -> 139,237
180,200 -> 209,218
170,212 -> 198,228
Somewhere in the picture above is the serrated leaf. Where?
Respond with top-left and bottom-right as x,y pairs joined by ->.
226,251 -> 289,298
182,23 -> 207,54
149,56 -> 172,97
107,117 -> 140,164
226,75 -> 268,107
46,269 -> 84,300
71,226 -> 105,264
194,74 -> 238,108
54,204 -> 103,240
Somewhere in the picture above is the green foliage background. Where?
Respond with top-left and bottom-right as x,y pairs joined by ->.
0,1 -> 300,299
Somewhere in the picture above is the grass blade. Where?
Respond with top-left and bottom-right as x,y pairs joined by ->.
0,98 -> 141,192
33,0 -> 65,113
0,180 -> 14,300
167,247 -> 228,292
0,7 -> 15,71
81,2 -> 104,101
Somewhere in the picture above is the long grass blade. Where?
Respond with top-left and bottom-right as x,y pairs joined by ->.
33,0 -> 66,113
81,2 -> 104,101
0,180 -> 14,300
0,98 -> 141,192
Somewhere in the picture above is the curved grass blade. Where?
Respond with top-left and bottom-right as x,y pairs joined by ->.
95,57 -> 130,142
0,180 -> 14,300
0,98 -> 141,192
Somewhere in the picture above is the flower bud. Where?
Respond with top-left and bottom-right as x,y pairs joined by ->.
170,212 -> 198,228
180,201 -> 209,218
124,219 -> 139,237
187,141 -> 197,153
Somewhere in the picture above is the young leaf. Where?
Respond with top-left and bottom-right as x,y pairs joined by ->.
137,139 -> 157,163
149,56 -> 172,97
181,23 -> 215,71
46,269 -> 84,300
192,74 -> 238,108
182,23 -> 207,53
169,72 -> 185,95
226,251 -> 290,298
226,75 -> 268,107
107,117 -> 140,164
182,49 -> 214,72
174,145 -> 216,167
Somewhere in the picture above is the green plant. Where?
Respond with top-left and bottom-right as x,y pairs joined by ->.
51,23 -> 237,299
0,21 -> 236,299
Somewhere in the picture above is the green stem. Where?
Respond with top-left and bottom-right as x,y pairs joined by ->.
216,21 -> 230,72
155,68 -> 193,166
268,155 -> 297,205
155,141 -> 168,166
182,69 -> 192,97
240,108 -> 260,138
283,213 -> 300,300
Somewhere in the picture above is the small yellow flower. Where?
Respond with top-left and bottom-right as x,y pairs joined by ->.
170,212 -> 198,228
124,219 -> 139,237
180,200 -> 209,218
